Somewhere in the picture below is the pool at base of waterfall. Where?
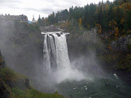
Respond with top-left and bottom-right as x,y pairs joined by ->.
56,77 -> 131,98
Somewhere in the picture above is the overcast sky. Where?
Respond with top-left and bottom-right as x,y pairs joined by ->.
0,0 -> 114,21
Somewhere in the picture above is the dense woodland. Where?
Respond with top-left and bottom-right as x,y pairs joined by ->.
37,0 -> 131,73
39,0 -> 131,38
0,0 -> 131,97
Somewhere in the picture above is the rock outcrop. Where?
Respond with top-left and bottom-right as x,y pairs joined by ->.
0,51 -> 30,98
111,35 -> 131,52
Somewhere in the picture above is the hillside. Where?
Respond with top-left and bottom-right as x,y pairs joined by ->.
39,0 -> 131,82
0,51 -> 64,98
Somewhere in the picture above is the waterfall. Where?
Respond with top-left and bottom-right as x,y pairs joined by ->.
42,31 -> 86,83
42,31 -> 71,72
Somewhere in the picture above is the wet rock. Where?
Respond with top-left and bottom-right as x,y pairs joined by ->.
111,35 -> 131,52
5,78 -> 30,90
0,51 -> 6,68
0,80 -> 10,98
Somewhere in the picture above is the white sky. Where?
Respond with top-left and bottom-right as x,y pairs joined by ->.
0,0 -> 114,21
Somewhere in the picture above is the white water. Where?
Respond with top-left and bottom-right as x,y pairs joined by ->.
42,31 -> 88,83
43,34 -> 51,72
43,32 -> 71,71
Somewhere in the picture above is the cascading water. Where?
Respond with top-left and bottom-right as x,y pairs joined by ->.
42,31 -> 71,72
42,31 -> 86,83
40,31 -> 131,98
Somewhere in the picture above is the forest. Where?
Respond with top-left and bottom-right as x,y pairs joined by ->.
0,0 -> 131,98
39,0 -> 131,38
37,0 -> 131,72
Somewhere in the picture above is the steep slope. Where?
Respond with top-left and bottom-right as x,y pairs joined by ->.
0,51 -> 64,98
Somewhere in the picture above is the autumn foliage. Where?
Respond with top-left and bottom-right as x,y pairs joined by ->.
43,0 -> 131,42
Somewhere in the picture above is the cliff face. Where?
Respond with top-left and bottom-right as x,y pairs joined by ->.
59,21 -> 131,85
0,51 -> 30,98
0,52 -> 9,98
0,52 -> 5,68
0,17 -> 43,80
0,17 -> 64,97
0,51 -> 65,98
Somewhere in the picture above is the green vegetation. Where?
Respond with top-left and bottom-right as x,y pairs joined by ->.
0,67 -> 26,81
0,56 -> 3,63
0,0 -> 131,97
11,88 -> 64,98
37,0 -> 131,72
0,54 -> 64,98
14,20 -> 40,32
40,0 -> 131,38
116,54 -> 131,71
98,52 -> 131,72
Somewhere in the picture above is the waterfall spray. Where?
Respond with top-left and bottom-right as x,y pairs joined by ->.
42,31 -> 87,83
42,31 -> 71,72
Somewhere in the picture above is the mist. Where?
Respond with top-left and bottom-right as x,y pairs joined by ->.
0,16 -> 43,80
30,28 -> 106,93
0,16 -> 105,93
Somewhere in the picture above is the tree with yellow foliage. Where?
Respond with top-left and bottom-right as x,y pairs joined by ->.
79,18 -> 82,26
96,24 -> 102,34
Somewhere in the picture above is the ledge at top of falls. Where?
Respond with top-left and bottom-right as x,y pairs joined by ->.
41,31 -> 69,35
40,25 -> 63,32
40,25 -> 69,35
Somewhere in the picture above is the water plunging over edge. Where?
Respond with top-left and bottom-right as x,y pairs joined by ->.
42,31 -> 71,71
41,31 -> 88,83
